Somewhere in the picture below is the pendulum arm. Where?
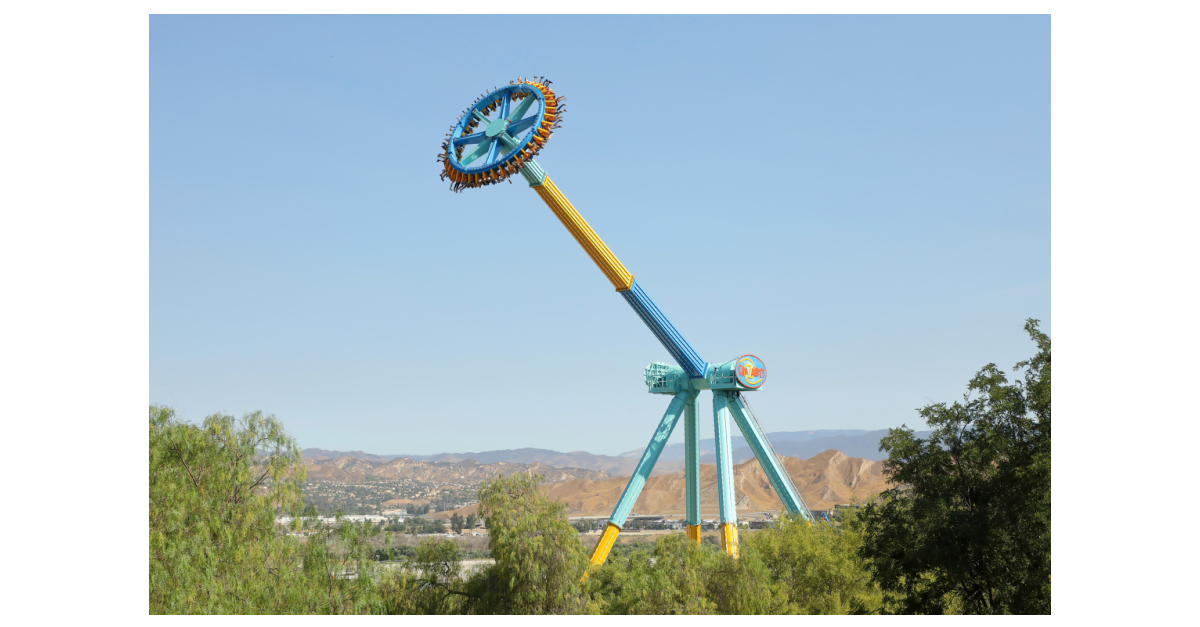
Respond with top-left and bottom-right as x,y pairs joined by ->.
588,391 -> 695,569
519,160 -> 709,378
728,393 -> 814,522
712,391 -> 740,558
684,394 -> 702,544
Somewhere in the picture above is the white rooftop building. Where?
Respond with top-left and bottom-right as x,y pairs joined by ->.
276,514 -> 400,526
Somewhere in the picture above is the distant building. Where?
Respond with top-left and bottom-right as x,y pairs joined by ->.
833,503 -> 863,518
276,514 -> 395,526
342,514 -> 390,524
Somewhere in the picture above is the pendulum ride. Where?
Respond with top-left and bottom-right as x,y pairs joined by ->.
437,78 -> 814,567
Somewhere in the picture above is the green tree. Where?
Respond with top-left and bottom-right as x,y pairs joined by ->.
298,516 -> 388,614
857,319 -> 1051,614
382,538 -> 469,614
743,511 -> 880,614
467,473 -> 592,614
149,406 -> 386,614
589,533 -> 719,614
592,518 -> 875,615
450,512 -> 464,533
701,540 -> 787,615
465,513 -> 478,530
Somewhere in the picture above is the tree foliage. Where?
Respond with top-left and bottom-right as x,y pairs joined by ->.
149,407 -> 885,615
856,319 -> 1051,614
468,473 -> 592,614
149,406 -> 385,614
588,512 -> 877,615
380,537 -> 469,614
747,511 -> 881,614
589,533 -> 721,614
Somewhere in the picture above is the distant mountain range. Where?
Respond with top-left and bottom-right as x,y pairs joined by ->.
619,429 -> 878,459
302,447 -> 636,474
305,456 -> 608,487
301,428 -> 930,476
301,448 -> 399,464
303,447 -> 641,475
626,429 -> 934,467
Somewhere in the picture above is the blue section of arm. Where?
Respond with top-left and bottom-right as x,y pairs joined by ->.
620,280 -> 708,377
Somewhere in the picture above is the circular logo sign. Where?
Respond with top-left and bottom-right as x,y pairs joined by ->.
734,355 -> 767,388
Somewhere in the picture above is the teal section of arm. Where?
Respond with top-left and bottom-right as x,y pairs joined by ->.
608,392 -> 693,527
684,397 -> 702,526
727,394 -> 812,521
520,159 -> 547,187
712,391 -> 739,523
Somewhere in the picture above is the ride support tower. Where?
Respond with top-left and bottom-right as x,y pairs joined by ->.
437,78 -> 814,569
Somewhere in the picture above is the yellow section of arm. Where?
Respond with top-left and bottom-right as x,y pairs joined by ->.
533,177 -> 635,291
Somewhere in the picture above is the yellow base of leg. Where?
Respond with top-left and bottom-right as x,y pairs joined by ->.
720,522 -> 739,559
589,522 -> 622,567
581,522 -> 622,583
686,524 -> 701,545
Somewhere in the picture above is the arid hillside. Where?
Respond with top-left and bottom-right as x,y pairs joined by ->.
543,449 -> 887,515
431,449 -> 889,519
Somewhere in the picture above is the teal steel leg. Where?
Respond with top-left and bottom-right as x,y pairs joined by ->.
684,394 -> 701,527
607,391 -> 693,527
728,393 -> 814,522
712,391 -> 738,525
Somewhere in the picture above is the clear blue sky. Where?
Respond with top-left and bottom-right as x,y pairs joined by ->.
150,15 -> 1049,456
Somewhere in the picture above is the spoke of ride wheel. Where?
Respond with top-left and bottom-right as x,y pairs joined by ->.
460,138 -> 493,165
497,132 -> 518,155
506,93 -> 536,124
484,135 -> 501,165
499,89 -> 511,122
454,131 -> 486,146
506,116 -> 538,137
472,109 -> 491,125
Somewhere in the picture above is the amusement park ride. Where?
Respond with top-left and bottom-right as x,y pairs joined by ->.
438,78 -> 814,567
